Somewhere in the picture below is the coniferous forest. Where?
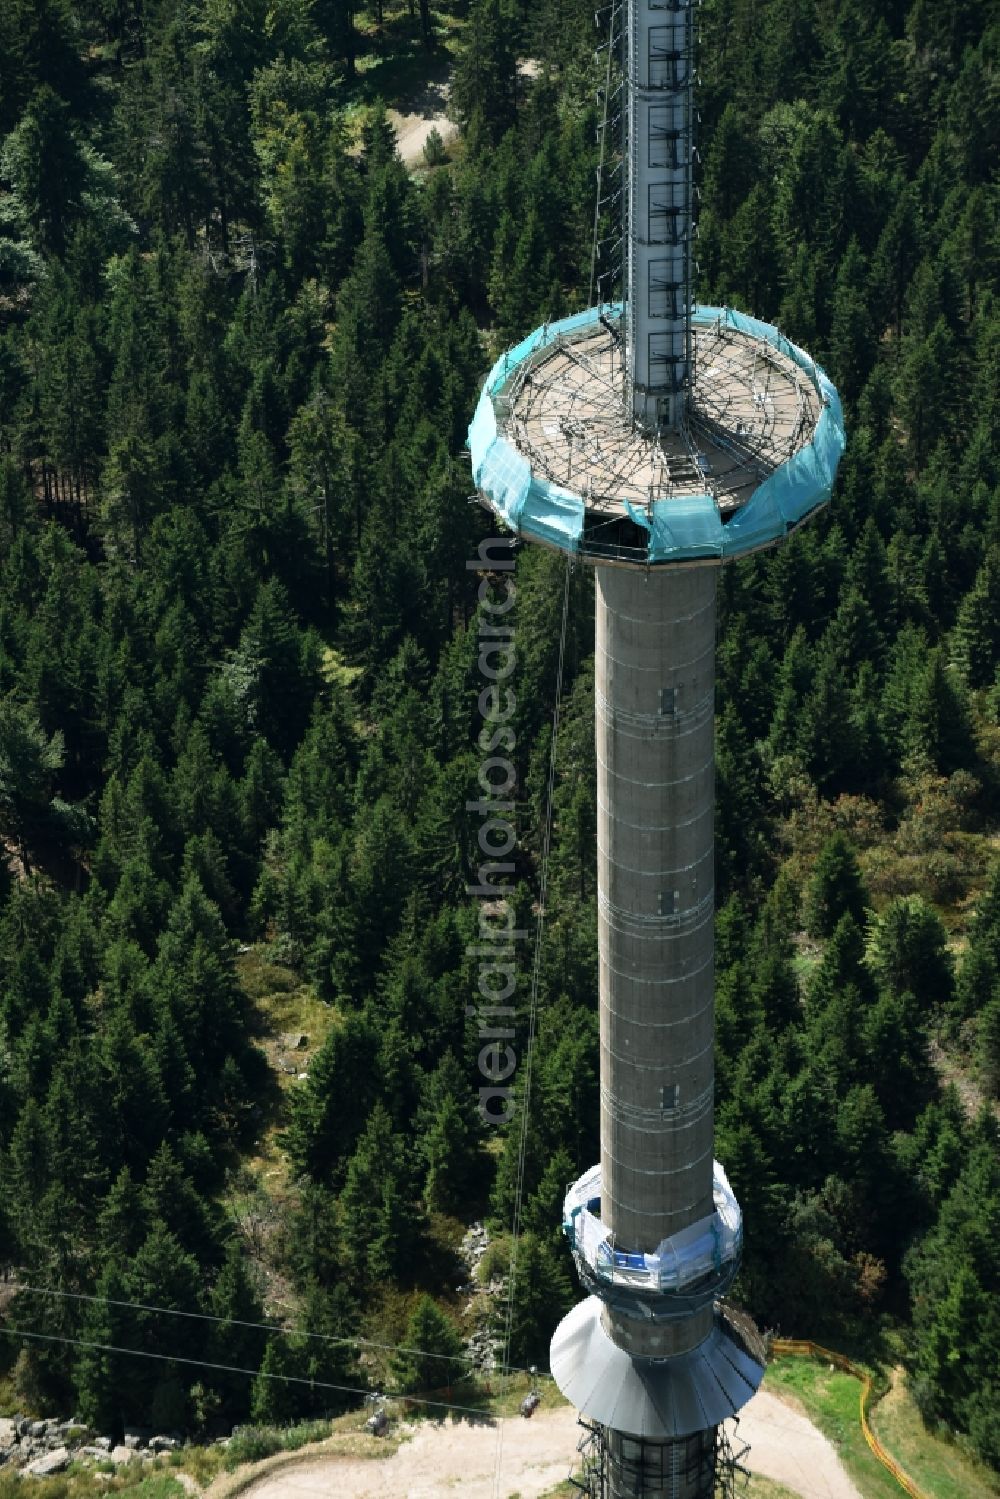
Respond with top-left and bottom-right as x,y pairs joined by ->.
0,0 -> 998,1473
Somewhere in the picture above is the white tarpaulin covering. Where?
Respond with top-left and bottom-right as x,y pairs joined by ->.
563,1160 -> 741,1294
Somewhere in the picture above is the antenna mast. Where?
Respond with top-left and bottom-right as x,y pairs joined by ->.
624,0 -> 694,432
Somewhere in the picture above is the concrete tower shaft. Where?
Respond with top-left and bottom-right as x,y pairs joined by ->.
625,0 -> 694,431
597,565 -> 715,1262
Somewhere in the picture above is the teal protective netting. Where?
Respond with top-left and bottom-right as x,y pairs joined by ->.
467,303 -> 846,565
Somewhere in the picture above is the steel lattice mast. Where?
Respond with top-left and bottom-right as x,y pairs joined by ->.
625,0 -> 694,432
467,0 -> 846,1491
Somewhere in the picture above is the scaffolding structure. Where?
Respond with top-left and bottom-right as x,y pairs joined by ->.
499,310 -> 819,514
469,302 -> 843,566
569,1418 -> 751,1499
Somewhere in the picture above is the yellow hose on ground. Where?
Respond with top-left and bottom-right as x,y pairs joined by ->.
769,1338 -> 926,1499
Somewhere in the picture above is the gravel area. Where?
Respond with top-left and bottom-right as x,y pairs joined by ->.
735,1388 -> 863,1499
236,1388 -> 862,1499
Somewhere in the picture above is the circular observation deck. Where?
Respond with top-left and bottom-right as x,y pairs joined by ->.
468,304 -> 845,568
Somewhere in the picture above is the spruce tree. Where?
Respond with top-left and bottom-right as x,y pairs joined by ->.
805,834 -> 869,940
390,1296 -> 465,1393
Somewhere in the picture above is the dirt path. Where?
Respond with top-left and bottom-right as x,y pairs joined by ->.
387,76 -> 456,168
236,1389 -> 862,1499
389,58 -> 541,167
235,1412 -> 571,1499
735,1389 -> 862,1499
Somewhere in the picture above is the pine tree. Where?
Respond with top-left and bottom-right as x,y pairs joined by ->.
501,1233 -> 573,1370
896,320 -> 960,472
390,1296 -> 465,1393
451,0 -> 518,145
806,835 -> 869,941
701,103 -> 755,221
0,697 -> 66,873
0,0 -> 86,133
74,1260 -> 135,1433
250,1338 -> 301,1424
0,87 -> 86,255
285,1013 -> 381,1185
417,1052 -> 483,1215
338,1102 -> 416,1287
142,1142 -> 220,1267
953,553 -> 1000,688
865,896 -> 954,1012
208,1239 -> 268,1419
828,238 -> 876,404
976,997 -> 1000,1100
904,649 -> 977,774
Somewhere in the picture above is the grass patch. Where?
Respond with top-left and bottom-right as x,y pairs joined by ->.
117,1478 -> 187,1499
0,1467 -> 187,1499
236,949 -> 300,1004
235,947 -> 340,1087
764,1355 -> 905,1499
220,950 -> 333,1304
434,1369 -> 566,1421
236,949 -> 338,1041
177,1444 -> 229,1488
224,1420 -> 334,1470
358,1368 -> 566,1426
765,1353 -> 1000,1499
870,1370 -> 1000,1499
748,1479 -> 803,1499
206,1410 -> 409,1496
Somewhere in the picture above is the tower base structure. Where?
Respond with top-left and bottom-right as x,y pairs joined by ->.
571,1413 -> 752,1499
552,1297 -> 762,1499
551,1298 -> 764,1444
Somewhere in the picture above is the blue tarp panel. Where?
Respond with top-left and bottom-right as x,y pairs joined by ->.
520,477 -> 585,551
649,496 -> 725,561
468,390 -> 497,488
482,440 -> 532,531
722,483 -> 786,554
469,391 -> 583,552
468,302 -> 846,566
624,499 -> 651,532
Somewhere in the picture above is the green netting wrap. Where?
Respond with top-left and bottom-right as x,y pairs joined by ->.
651,496 -> 725,560
468,304 -> 846,565
468,389 -> 534,531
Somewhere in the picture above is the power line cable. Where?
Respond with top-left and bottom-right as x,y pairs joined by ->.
491,557 -> 573,1499
590,8 -> 617,308
0,1322 -> 836,1499
12,1283 -> 551,1380
0,1325 -> 497,1422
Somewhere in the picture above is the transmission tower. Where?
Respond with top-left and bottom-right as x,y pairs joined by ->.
468,1 -> 846,1493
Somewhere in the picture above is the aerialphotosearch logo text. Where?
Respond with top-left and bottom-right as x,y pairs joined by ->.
467,537 -> 526,1125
